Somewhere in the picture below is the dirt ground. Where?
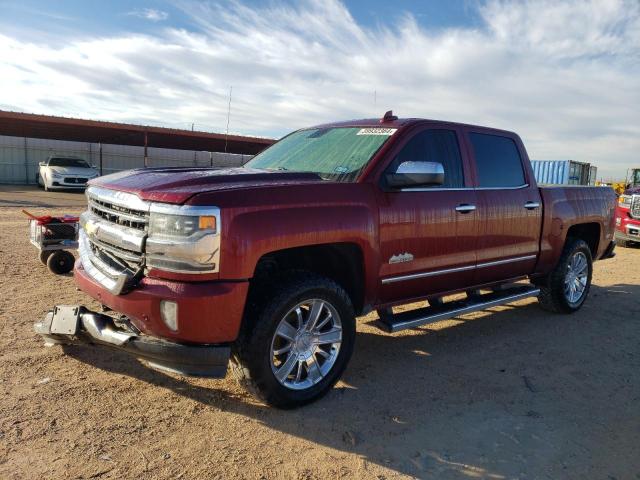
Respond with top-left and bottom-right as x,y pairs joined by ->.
1,186 -> 639,479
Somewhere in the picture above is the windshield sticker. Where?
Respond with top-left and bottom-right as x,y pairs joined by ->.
356,128 -> 397,136
334,166 -> 349,174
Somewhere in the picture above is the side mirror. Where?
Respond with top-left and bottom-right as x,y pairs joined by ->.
39,162 -> 45,167
385,161 -> 444,188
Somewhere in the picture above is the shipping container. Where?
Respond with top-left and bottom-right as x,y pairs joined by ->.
531,160 -> 593,186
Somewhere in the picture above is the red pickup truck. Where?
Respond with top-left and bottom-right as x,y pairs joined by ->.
615,186 -> 640,246
35,113 -> 617,408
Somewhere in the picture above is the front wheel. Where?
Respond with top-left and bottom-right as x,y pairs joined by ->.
231,272 -> 356,409
538,238 -> 593,313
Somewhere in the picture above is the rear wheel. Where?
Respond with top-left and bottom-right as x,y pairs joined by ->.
231,272 -> 355,408
46,250 -> 75,275
538,238 -> 592,313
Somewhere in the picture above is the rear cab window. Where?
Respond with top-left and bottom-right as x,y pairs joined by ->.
469,133 -> 526,188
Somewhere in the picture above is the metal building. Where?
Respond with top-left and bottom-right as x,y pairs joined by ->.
0,110 -> 275,184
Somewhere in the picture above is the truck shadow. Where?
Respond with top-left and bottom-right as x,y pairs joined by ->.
63,283 -> 640,478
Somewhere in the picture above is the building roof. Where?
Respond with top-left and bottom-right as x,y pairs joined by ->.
0,110 -> 275,155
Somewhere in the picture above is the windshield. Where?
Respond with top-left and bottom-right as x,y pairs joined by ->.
245,127 -> 397,182
49,158 -> 90,168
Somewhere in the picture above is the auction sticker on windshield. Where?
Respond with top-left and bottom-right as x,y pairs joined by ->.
356,128 -> 397,136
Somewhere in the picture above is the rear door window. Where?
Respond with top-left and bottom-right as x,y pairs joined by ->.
469,133 -> 525,188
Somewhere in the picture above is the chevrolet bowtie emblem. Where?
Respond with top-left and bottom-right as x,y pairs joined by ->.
84,221 -> 99,236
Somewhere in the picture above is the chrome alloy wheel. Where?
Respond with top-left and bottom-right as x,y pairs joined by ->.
270,299 -> 342,391
564,251 -> 589,304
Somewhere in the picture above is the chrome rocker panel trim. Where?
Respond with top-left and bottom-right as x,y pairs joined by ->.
382,254 -> 538,285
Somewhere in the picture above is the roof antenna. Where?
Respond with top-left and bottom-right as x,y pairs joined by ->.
380,110 -> 397,123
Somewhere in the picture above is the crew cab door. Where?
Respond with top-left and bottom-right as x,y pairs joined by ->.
377,127 -> 478,304
464,130 -> 543,284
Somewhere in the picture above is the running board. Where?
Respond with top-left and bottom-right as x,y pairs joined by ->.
376,285 -> 540,333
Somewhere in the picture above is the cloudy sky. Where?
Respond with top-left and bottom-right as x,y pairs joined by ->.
0,0 -> 638,179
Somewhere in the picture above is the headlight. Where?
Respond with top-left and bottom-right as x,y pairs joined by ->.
619,195 -> 632,207
149,213 -> 216,237
51,171 -> 62,178
146,204 -> 221,274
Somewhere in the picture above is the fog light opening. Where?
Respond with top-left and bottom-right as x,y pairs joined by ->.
160,300 -> 178,331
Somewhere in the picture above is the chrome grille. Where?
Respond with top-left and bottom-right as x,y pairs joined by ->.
88,234 -> 143,267
87,191 -> 148,231
83,186 -> 149,277
631,195 -> 640,220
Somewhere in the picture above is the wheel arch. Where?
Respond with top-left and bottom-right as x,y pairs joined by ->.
249,242 -> 366,315
566,222 -> 600,258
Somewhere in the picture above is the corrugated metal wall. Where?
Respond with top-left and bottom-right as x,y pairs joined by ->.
531,160 -> 594,186
531,160 -> 570,185
0,135 -> 253,185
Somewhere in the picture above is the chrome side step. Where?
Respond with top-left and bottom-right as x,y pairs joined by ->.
376,285 -> 540,333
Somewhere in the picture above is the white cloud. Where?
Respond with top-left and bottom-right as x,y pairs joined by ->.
0,0 -> 638,179
128,8 -> 169,22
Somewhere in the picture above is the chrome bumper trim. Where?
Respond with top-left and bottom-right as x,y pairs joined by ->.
34,306 -> 231,378
78,231 -> 133,295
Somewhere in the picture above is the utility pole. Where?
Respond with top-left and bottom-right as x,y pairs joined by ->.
144,130 -> 148,167
224,86 -> 232,154
24,137 -> 28,184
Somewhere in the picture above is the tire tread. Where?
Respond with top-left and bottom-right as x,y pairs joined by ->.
230,271 -> 355,408
538,238 -> 592,314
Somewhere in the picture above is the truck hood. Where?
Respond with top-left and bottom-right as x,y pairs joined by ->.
88,167 -> 324,204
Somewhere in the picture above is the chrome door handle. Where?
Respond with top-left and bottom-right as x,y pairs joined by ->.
524,201 -> 540,210
455,204 -> 476,213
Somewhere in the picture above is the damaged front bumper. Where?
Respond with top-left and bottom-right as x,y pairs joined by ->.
34,305 -> 230,377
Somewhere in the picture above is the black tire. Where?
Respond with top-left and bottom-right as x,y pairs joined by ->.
39,250 -> 53,264
231,272 -> 356,409
46,250 -> 75,275
538,238 -> 593,313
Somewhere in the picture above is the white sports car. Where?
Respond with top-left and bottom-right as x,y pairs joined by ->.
37,157 -> 100,191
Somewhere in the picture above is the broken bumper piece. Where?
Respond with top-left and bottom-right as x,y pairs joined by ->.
34,305 -> 230,377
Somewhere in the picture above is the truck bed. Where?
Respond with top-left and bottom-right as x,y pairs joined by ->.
536,186 -> 617,273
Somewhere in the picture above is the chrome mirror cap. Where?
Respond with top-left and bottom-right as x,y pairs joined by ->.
386,161 -> 445,188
